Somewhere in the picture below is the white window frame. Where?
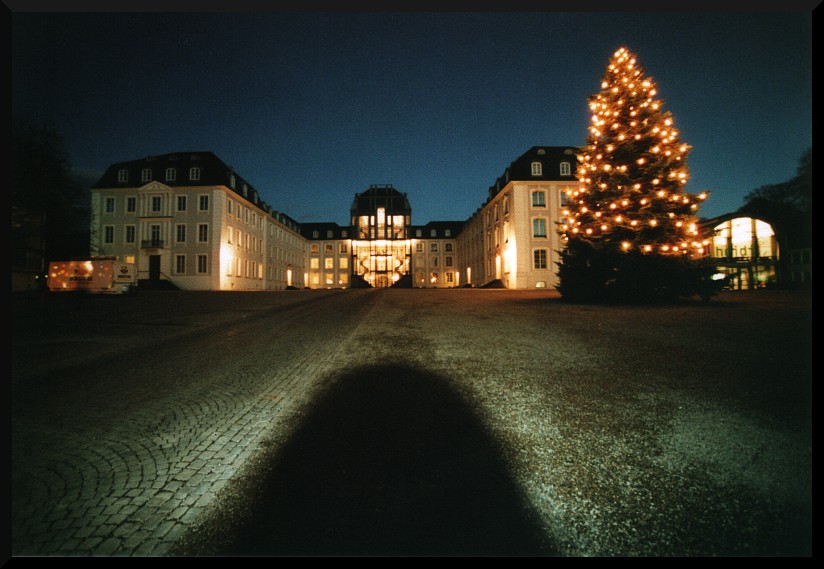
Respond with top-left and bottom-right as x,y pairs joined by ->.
533,248 -> 548,270
104,197 -> 115,214
198,223 -> 209,243
560,161 -> 571,176
103,225 -> 115,244
197,254 -> 208,274
117,169 -> 128,182
189,167 -> 201,181
175,254 -> 186,275
531,161 -> 543,176
165,168 -> 177,182
199,194 -> 209,211
532,190 -> 546,207
533,218 -> 548,238
176,223 -> 187,244
125,225 -> 136,244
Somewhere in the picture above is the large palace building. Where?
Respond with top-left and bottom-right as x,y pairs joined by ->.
87,146 -> 599,290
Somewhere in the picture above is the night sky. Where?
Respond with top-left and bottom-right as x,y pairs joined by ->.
11,8 -> 812,227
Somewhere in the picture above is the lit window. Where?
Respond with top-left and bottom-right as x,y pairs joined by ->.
533,218 -> 547,238
560,161 -> 571,176
531,162 -> 543,176
189,167 -> 201,181
532,191 -> 546,207
165,168 -> 177,182
446,272 -> 454,283
339,257 -> 349,269
325,258 -> 334,269
310,244 -> 319,254
310,258 -> 319,269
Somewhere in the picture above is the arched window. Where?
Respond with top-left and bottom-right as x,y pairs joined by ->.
531,162 -> 543,176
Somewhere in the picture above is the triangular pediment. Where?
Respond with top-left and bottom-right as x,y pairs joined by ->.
139,181 -> 174,193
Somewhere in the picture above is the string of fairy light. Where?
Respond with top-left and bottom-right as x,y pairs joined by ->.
561,47 -> 710,255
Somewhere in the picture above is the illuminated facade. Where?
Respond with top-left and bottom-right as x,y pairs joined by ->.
701,214 -> 780,290
457,146 -> 579,289
92,146 -> 728,292
350,186 -> 412,288
90,152 -> 306,291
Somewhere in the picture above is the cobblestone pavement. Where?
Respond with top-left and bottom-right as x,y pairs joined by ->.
11,288 -> 812,557
12,289 -> 379,556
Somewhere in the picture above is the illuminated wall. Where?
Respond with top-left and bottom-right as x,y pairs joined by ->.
708,216 -> 779,290
350,186 -> 413,288
712,217 -> 775,260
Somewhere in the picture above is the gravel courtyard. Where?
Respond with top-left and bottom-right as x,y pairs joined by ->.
12,288 -> 812,556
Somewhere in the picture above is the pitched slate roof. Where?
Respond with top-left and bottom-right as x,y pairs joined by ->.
350,184 -> 412,217
487,145 -> 579,200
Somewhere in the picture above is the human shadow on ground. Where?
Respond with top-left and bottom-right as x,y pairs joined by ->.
215,363 -> 554,557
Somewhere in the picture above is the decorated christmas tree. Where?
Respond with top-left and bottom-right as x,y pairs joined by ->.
557,47 -> 712,303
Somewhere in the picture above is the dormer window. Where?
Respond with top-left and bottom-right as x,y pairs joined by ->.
141,168 -> 152,182
189,167 -> 201,181
560,161 -> 571,176
117,169 -> 128,183
165,168 -> 177,182
531,162 -> 543,176
230,174 -> 236,189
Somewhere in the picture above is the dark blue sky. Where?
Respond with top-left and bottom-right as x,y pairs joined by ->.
12,10 -> 812,226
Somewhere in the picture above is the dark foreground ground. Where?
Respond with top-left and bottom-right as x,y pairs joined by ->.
11,288 -> 812,557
